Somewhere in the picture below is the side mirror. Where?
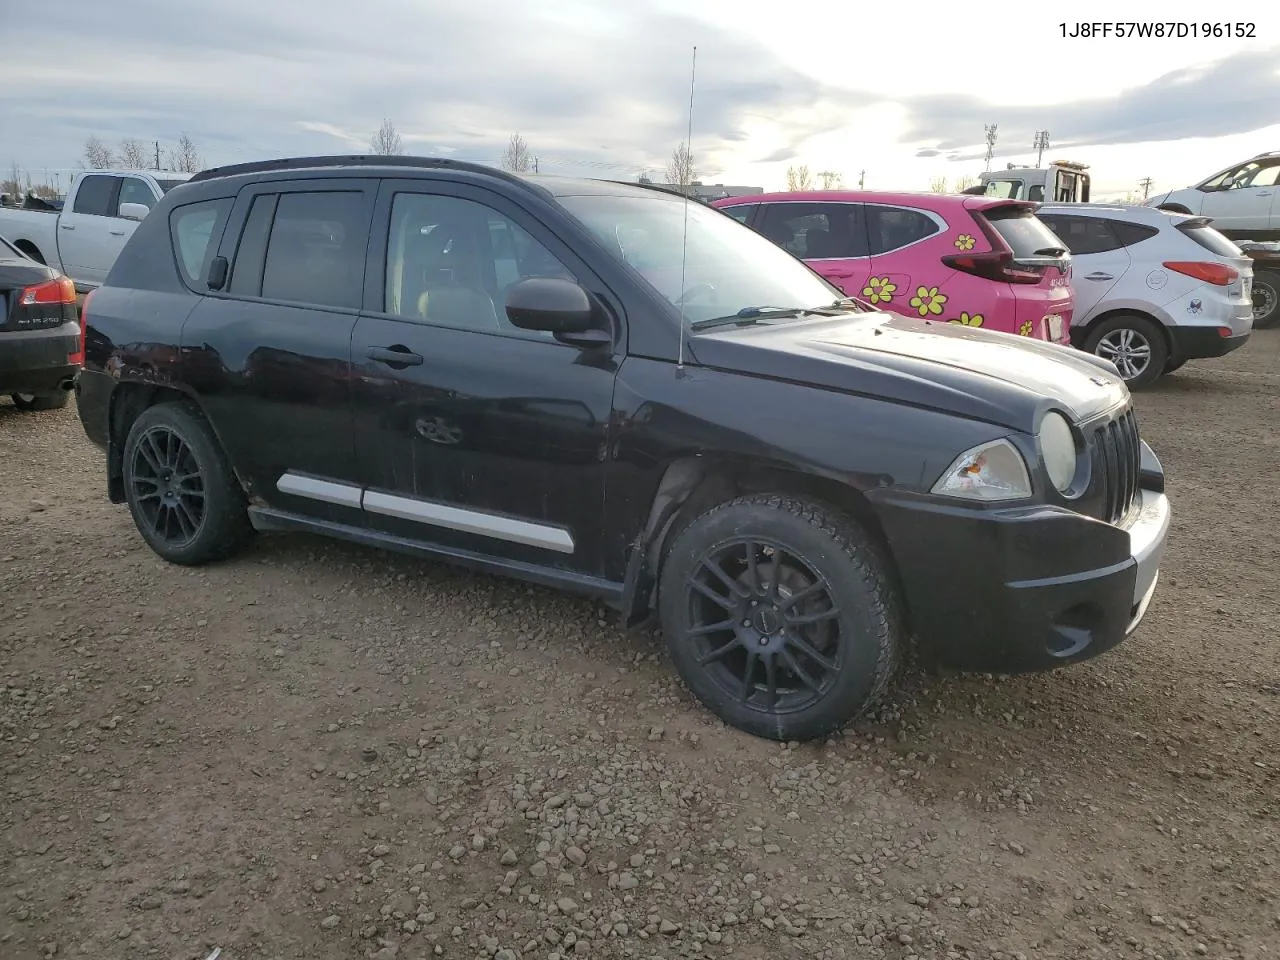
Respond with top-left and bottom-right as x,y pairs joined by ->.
505,277 -> 595,334
118,202 -> 150,221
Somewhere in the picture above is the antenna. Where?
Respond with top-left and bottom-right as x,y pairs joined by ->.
676,45 -> 697,372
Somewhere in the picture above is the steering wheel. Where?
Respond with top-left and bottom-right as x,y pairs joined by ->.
674,282 -> 716,306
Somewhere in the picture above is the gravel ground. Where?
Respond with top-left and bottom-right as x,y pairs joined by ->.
2,334 -> 1278,960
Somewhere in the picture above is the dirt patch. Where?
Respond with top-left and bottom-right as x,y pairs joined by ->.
3,336 -> 1278,960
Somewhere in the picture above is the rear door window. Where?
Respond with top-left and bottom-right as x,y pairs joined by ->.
1037,215 -> 1123,254
224,191 -> 369,309
721,203 -> 758,225
757,202 -> 868,259
72,175 -> 120,217
865,206 -> 940,255
982,206 -> 1067,257
1112,221 -> 1160,247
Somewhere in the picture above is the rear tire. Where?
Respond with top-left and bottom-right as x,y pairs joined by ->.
1083,314 -> 1169,390
1253,269 -> 1279,329
658,494 -> 902,742
122,401 -> 254,566
1164,358 -> 1187,374
11,391 -> 69,411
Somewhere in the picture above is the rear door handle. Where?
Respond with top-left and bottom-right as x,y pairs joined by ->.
109,229 -> 125,236
1084,272 -> 1114,281
60,223 -> 75,231
367,345 -> 423,367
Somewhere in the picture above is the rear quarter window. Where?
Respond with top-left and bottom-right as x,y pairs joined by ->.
982,206 -> 1066,257
170,198 -> 233,288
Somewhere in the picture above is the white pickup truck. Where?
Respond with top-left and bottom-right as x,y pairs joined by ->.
0,169 -> 191,292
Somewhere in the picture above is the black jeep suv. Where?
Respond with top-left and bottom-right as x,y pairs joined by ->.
76,155 -> 1171,741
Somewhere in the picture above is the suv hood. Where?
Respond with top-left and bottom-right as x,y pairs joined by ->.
691,310 -> 1129,432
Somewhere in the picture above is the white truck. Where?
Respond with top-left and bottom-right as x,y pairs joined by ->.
962,160 -> 1092,204
0,169 -> 191,292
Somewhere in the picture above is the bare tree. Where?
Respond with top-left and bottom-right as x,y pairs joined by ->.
816,170 -> 843,190
167,133 -> 203,173
119,138 -> 148,169
370,118 -> 403,156
954,174 -> 977,191
785,164 -> 813,191
501,133 -> 533,174
84,136 -> 114,169
929,175 -> 949,194
665,142 -> 695,193
1,161 -> 22,200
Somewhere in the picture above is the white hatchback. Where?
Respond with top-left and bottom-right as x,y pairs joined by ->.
1037,204 -> 1254,388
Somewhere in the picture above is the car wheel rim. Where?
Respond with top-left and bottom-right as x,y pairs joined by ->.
683,539 -> 843,716
1254,282 -> 1277,321
129,425 -> 206,547
1096,328 -> 1152,381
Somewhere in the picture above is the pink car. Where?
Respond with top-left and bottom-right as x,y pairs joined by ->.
712,191 -> 1074,343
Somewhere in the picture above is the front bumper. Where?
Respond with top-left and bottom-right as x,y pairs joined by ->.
0,323 -> 80,394
869,442 -> 1171,673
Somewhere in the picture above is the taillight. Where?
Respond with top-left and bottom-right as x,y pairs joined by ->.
1163,261 -> 1237,285
942,251 -> 1044,285
70,288 -> 92,367
20,275 -> 76,306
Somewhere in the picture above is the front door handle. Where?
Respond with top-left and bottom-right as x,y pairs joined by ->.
367,345 -> 423,367
60,223 -> 75,231
1084,272 -> 1114,281
109,229 -> 126,236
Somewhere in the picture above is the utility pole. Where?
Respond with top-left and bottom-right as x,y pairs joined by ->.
1033,130 -> 1050,167
154,141 -> 161,170
1138,176 -> 1153,200
858,169 -> 865,189
984,124 -> 999,171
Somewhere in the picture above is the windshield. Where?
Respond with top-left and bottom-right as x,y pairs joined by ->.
557,193 -> 843,326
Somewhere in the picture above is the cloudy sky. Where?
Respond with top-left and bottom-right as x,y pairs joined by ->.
3,0 -> 1278,199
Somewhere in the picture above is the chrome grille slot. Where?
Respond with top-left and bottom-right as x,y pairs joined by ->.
1089,408 -> 1141,525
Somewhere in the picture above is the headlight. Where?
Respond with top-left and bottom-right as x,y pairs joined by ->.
931,439 -> 1032,501
1037,411 -> 1078,494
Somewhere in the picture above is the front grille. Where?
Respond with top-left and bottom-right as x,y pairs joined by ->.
1089,407 -> 1141,525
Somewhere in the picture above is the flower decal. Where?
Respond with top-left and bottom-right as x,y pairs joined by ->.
1019,320 -> 1034,336
910,286 -> 948,317
948,312 -> 984,327
954,234 -> 976,251
861,276 -> 897,304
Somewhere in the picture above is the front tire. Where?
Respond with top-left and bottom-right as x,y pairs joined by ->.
11,391 -> 70,411
1083,314 -> 1169,390
1253,269 -> 1279,329
658,494 -> 902,742
122,401 -> 253,565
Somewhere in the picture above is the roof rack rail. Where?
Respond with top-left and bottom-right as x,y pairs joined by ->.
603,179 -> 694,200
187,154 -> 533,188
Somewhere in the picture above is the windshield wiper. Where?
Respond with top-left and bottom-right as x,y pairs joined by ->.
690,299 -> 868,331
689,306 -> 807,331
